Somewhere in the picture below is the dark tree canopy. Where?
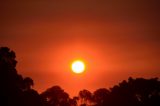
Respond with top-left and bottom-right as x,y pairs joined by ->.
41,86 -> 70,106
103,77 -> 160,106
0,47 -> 43,106
93,88 -> 110,106
78,89 -> 92,106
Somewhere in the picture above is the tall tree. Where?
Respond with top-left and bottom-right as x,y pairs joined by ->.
0,47 -> 43,106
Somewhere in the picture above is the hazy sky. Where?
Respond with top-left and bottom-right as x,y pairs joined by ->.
1,0 -> 160,96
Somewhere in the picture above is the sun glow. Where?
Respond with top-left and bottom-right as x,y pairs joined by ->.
71,60 -> 85,74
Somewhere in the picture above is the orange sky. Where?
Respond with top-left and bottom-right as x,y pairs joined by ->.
1,0 -> 160,97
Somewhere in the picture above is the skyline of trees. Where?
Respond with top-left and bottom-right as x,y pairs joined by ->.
0,47 -> 160,106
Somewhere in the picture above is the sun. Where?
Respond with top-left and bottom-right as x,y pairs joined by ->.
71,60 -> 85,74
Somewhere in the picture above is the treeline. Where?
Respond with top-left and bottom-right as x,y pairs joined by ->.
0,47 -> 160,106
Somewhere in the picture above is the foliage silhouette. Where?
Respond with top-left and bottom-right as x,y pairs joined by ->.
78,89 -> 92,106
92,88 -> 110,106
0,47 -> 44,106
41,86 -> 71,106
98,77 -> 160,106
0,47 -> 160,106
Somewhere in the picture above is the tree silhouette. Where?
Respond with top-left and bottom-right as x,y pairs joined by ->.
70,96 -> 79,106
78,89 -> 92,106
93,88 -> 110,106
108,77 -> 160,106
0,47 -> 22,106
41,86 -> 70,106
0,47 -> 43,106
23,77 -> 34,91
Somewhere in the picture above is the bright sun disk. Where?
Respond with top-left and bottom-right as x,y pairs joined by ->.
71,60 -> 85,74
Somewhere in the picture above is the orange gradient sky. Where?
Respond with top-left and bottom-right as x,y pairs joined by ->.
1,0 -> 160,96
